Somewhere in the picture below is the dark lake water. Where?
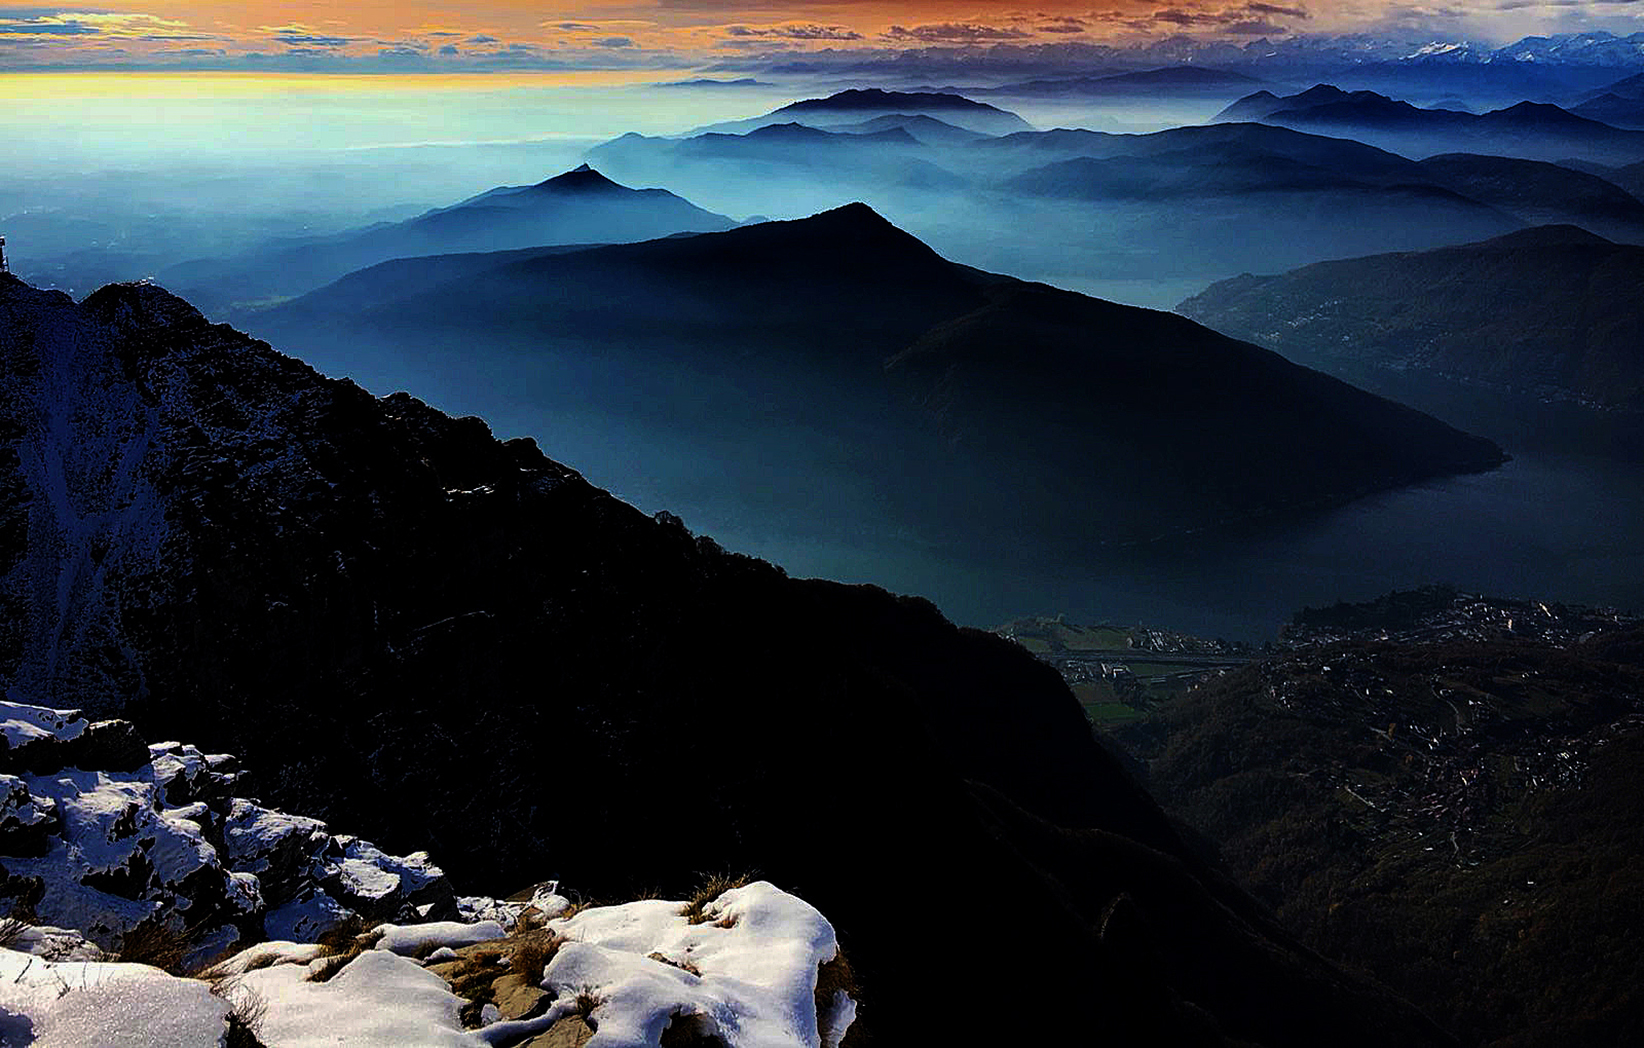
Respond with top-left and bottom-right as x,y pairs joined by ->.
705,451 -> 1644,642
295,341 -> 1644,645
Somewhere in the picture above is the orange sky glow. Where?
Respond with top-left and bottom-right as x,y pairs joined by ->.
0,2 -> 1632,69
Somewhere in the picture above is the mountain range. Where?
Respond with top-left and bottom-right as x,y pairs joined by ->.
159,165 -> 736,314
1216,85 -> 1644,165
247,204 -> 1505,563
584,114 -> 1644,305
0,270 -> 1457,1046
690,87 -> 1034,137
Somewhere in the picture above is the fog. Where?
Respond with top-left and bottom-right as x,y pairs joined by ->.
8,69 -> 1644,639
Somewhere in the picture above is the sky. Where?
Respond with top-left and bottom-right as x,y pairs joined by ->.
0,2 -> 1640,71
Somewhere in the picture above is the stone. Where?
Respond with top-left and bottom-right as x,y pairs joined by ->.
520,1016 -> 594,1048
490,972 -> 548,1020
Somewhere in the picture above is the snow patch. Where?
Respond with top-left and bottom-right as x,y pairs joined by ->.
0,948 -> 229,1048
235,948 -> 483,1048
536,880 -> 852,1048
372,919 -> 505,956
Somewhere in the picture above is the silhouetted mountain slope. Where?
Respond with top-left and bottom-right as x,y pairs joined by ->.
825,113 -> 990,145
0,272 -> 1455,1047
1179,226 -> 1644,410
1572,92 -> 1644,129
972,121 -> 1423,180
1217,85 -> 1644,164
160,165 -> 735,313
1104,590 -> 1644,1048
1412,153 -> 1644,241
695,87 -> 1032,136
593,124 -> 969,192
989,129 -> 1641,240
254,205 -> 1503,554
1553,157 -> 1644,201
1214,84 -> 1355,122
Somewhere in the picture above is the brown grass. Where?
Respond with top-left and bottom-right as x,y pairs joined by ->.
307,925 -> 384,983
679,872 -> 754,926
573,985 -> 605,1022
555,899 -> 594,921
220,985 -> 269,1048
116,919 -> 191,974
510,929 -> 563,983
315,917 -> 380,956
658,1011 -> 726,1047
0,915 -> 32,949
443,949 -> 509,1003
815,949 -> 862,1048
647,952 -> 702,977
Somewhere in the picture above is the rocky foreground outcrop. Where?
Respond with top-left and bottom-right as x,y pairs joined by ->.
0,695 -> 857,1047
0,696 -> 454,962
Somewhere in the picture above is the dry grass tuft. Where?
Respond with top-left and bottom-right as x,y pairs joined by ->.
0,914 -> 32,949
555,897 -> 594,921
510,929 -> 563,983
647,951 -> 703,977
573,984 -> 606,1021
221,985 -> 270,1048
658,1010 -> 726,1047
315,917 -> 381,956
815,948 -> 863,1047
307,924 -> 384,983
242,953 -> 283,973
679,872 -> 754,926
409,939 -> 445,961
116,919 -> 191,974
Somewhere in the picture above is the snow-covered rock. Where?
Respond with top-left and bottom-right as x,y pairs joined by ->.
0,696 -> 457,958
467,880 -> 855,1048
198,883 -> 857,1048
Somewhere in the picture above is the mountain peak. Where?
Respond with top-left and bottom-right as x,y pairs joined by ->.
536,164 -> 623,192
1484,223 -> 1614,248
81,280 -> 207,334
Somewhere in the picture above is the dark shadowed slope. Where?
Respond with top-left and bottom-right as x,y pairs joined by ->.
1572,92 -> 1644,129
1105,590 -> 1644,1048
0,272 -> 1454,1047
1179,225 -> 1644,412
159,165 -> 736,314
1411,153 -> 1644,243
251,204 -> 1503,557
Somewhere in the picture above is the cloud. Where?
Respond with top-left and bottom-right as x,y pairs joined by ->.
593,35 -> 635,47
0,20 -> 97,33
467,34 -> 497,43
724,23 -> 864,41
438,43 -> 457,55
554,22 -> 601,32
1244,2 -> 1311,18
883,22 -> 1035,43
274,33 -> 352,48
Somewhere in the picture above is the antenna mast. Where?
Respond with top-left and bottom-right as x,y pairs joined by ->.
0,235 -> 7,274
